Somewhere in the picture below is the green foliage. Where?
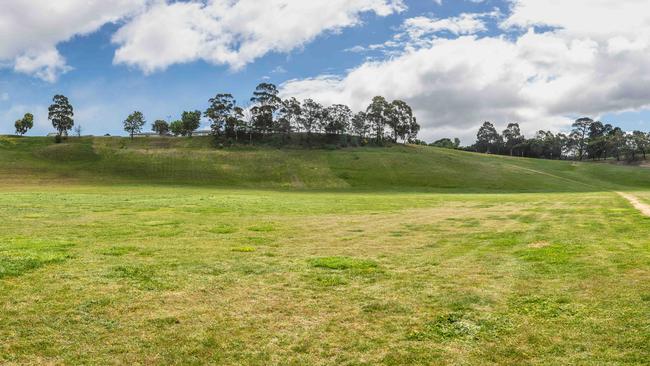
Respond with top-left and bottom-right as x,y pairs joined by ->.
123,111 -> 146,139
48,94 -> 74,136
181,110 -> 201,136
14,113 -> 34,136
152,120 -> 170,136
169,120 -> 184,136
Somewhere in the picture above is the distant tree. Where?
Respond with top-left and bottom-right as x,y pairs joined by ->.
123,111 -> 146,139
632,130 -> 649,160
622,134 -> 639,162
277,97 -> 301,137
387,100 -> 415,143
502,123 -> 524,156
324,104 -> 352,135
570,117 -> 593,161
48,94 -> 74,137
476,121 -> 501,154
14,113 -> 34,136
181,110 -> 202,137
170,120 -> 184,136
586,121 -> 608,160
300,99 -> 324,141
74,125 -> 82,137
205,94 -> 236,137
406,117 -> 421,143
366,96 -> 390,142
227,107 -> 245,141
454,138 -> 461,148
431,138 -> 461,149
250,83 -> 281,133
152,120 -> 170,136
351,112 -> 370,139
607,127 -> 626,161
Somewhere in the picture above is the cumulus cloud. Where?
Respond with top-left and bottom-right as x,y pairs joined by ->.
111,0 -> 406,73
0,0 -> 148,82
281,0 -> 650,142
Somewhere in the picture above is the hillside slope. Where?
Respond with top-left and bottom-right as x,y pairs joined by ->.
1,136 -> 650,192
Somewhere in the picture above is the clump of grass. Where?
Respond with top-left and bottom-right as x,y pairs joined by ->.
231,246 -> 256,253
362,301 -> 408,314
511,296 -> 576,318
209,224 -> 237,234
0,254 -> 71,279
149,316 -> 181,328
248,223 -> 276,232
142,220 -> 181,227
407,312 -> 481,341
309,256 -> 378,271
108,265 -> 167,290
100,246 -> 138,257
309,273 -> 348,287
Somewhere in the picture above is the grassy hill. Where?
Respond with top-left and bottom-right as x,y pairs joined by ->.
2,135 -> 650,192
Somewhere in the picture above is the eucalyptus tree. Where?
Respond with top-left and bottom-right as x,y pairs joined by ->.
502,123 -> 524,156
278,97 -> 302,136
123,111 -> 146,139
48,94 -> 74,137
570,117 -> 593,160
351,111 -> 370,139
476,121 -> 501,154
632,130 -> 649,160
181,110 -> 202,137
14,113 -> 34,136
205,93 -> 237,137
387,100 -> 414,142
324,104 -> 352,135
300,99 -> 325,141
250,83 -> 281,133
366,96 -> 390,142
152,120 -> 170,135
170,120 -> 184,136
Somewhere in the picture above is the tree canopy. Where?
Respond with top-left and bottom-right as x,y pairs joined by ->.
48,95 -> 74,137
14,113 -> 34,136
123,111 -> 146,139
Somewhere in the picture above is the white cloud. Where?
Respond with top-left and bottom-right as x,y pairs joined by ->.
111,0 -> 406,73
0,0 -> 148,82
403,13 -> 488,38
281,0 -> 650,142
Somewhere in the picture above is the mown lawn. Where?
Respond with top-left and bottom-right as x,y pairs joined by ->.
1,185 -> 649,365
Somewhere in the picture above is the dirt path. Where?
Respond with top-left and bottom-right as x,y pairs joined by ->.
617,192 -> 650,217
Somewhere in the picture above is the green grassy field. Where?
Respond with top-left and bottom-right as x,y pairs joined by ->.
1,136 -> 649,365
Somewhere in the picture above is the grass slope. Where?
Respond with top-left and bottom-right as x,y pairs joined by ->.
2,135 -> 650,191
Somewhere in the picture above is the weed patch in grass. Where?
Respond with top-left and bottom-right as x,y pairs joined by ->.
0,253 -> 71,279
362,301 -> 408,314
100,246 -> 138,257
407,312 -> 481,341
108,265 -> 168,290
248,223 -> 276,232
511,296 -> 577,318
209,224 -> 237,234
231,246 -> 256,253
149,316 -> 181,328
309,256 -> 378,271
308,273 -> 349,287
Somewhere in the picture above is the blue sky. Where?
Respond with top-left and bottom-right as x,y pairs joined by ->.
1,0 -> 649,142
